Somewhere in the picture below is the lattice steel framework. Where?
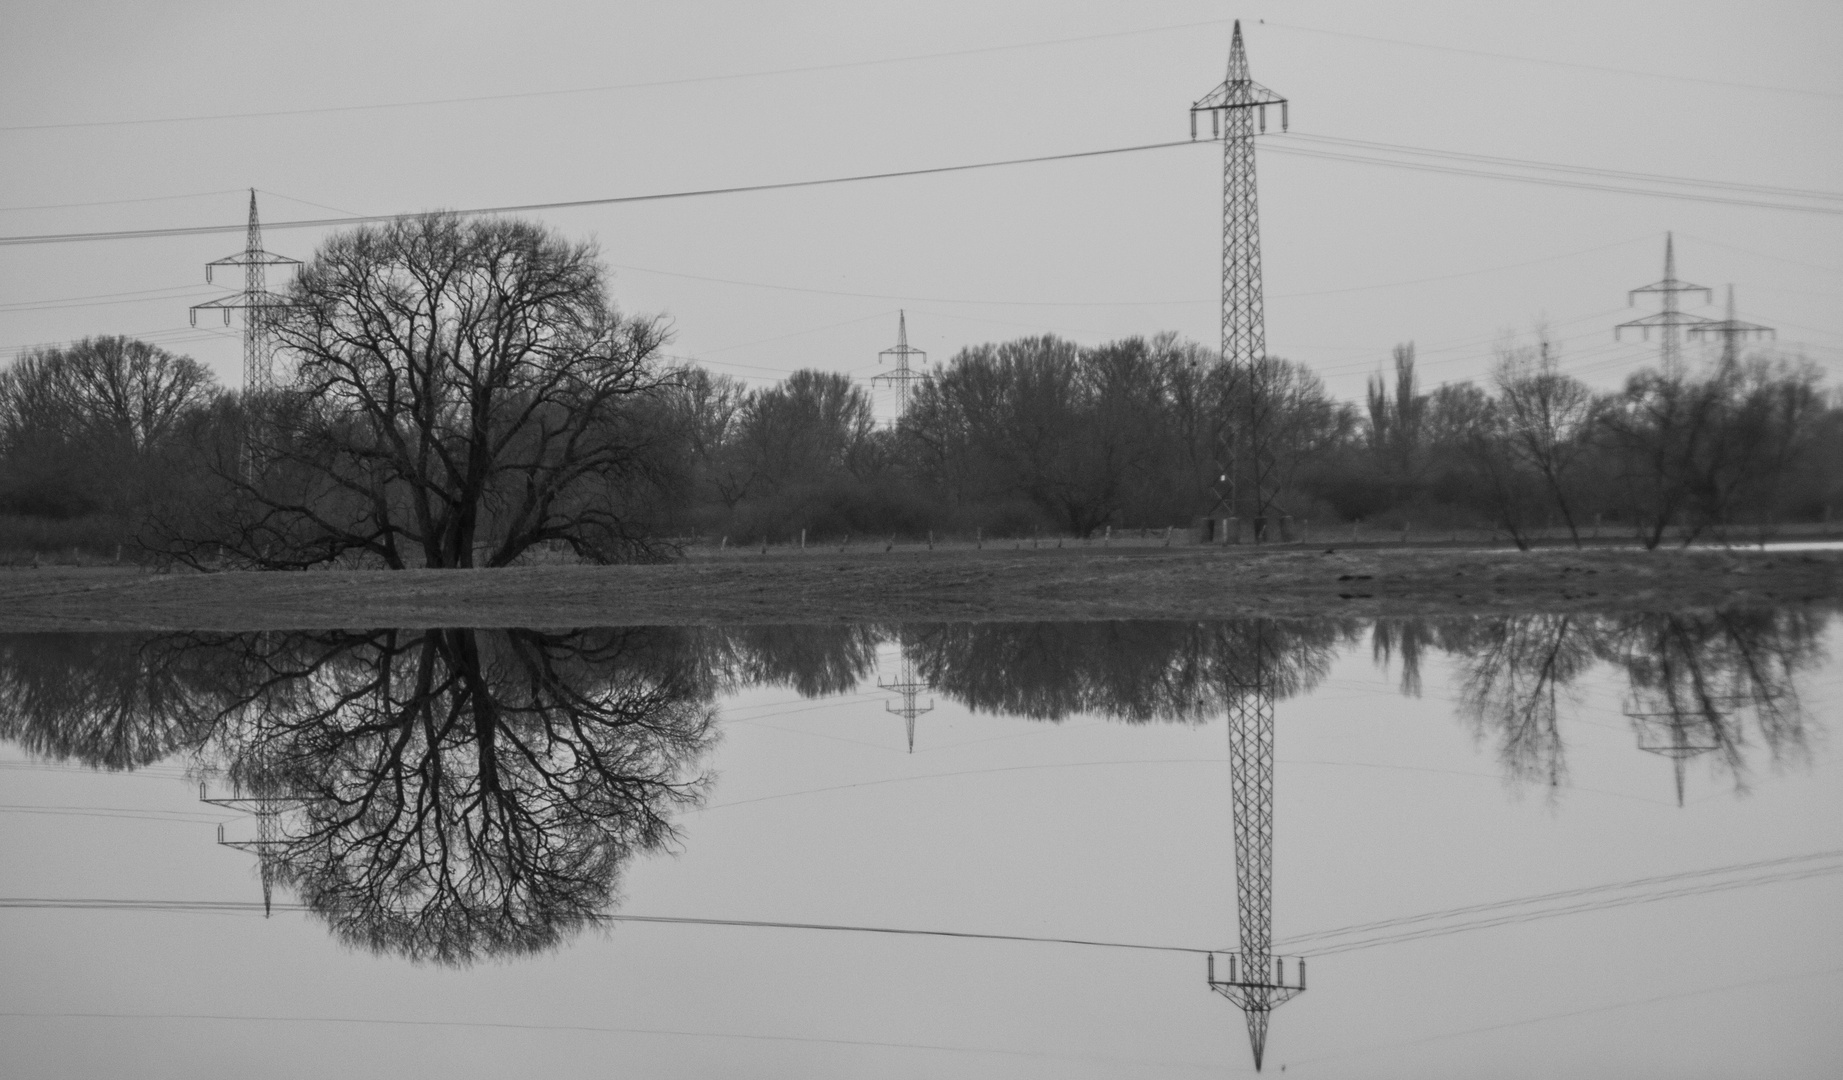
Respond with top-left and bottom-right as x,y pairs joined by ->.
878,641 -> 934,753
1206,621 -> 1304,1070
1615,233 -> 1713,376
1191,21 -> 1287,541
190,189 -> 300,394
872,310 -> 927,422
1687,284 -> 1775,367
200,780 -> 302,916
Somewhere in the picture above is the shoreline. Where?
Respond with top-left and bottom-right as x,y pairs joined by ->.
0,546 -> 1837,632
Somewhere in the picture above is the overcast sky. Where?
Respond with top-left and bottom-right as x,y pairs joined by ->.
1,0 -> 1838,417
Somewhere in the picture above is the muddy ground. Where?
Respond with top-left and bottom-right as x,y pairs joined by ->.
0,546 -> 1836,631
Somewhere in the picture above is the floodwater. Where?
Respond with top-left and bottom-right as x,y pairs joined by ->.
1,612 -> 1839,1079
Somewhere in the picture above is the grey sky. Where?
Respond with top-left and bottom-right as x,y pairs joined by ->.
1,0 -> 1839,415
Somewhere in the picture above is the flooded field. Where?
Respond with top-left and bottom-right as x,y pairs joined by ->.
2,610 -> 1839,1078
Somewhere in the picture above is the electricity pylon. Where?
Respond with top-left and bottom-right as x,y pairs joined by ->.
190,189 -> 301,394
1191,21 -> 1287,542
873,310 -> 927,422
878,639 -> 934,753
1206,621 -> 1304,1070
1687,285 -> 1775,367
1615,233 -> 1713,376
200,778 -> 302,916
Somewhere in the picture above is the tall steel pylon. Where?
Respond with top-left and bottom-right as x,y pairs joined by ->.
878,639 -> 934,753
1615,233 -> 1713,376
1206,622 -> 1304,1070
1688,284 -> 1775,368
873,310 -> 927,423
190,189 -> 301,394
1191,21 -> 1287,541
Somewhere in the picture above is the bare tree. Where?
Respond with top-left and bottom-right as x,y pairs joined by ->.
0,336 -> 217,520
176,213 -> 672,569
1493,330 -> 1594,546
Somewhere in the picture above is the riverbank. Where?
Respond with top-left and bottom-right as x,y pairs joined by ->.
0,546 -> 1837,631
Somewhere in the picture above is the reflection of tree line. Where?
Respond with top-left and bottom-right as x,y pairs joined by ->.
0,610 -> 1826,961
1371,609 -> 1823,798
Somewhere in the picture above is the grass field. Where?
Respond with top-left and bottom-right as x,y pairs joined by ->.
0,545 -> 1837,631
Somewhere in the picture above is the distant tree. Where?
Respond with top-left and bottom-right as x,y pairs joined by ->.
0,336 -> 217,520
1492,330 -> 1595,546
173,213 -> 673,569
1365,342 -> 1427,496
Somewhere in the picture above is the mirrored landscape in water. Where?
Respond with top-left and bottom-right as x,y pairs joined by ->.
2,610 -> 1840,1078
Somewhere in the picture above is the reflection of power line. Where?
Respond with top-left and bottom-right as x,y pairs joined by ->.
877,640 -> 934,753
1276,848 -> 1843,956
1207,621 -> 1303,1071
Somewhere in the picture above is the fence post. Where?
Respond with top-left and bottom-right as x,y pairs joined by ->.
927,529 -> 933,551
800,528 -> 806,551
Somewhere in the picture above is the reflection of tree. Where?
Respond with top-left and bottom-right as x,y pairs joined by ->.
904,620 -> 1353,723
0,633 -> 235,769
0,627 -> 716,965
1449,614 -> 1599,794
1369,610 -> 1827,799
1598,609 -> 1821,798
705,624 -> 882,697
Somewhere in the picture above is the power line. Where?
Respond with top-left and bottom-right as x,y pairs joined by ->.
1257,18 -> 1843,102
0,140 -> 1201,247
0,188 -> 247,213
0,18 -> 1237,134
1281,132 -> 1843,204
1262,141 -> 1843,217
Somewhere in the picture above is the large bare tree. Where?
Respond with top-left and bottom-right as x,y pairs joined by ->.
179,213 -> 672,568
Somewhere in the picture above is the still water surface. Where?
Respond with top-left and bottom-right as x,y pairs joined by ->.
2,611 -> 1839,1078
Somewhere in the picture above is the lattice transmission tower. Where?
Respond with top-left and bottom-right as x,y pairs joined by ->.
200,777 -> 303,916
1205,621 -> 1304,1071
1191,21 -> 1288,542
190,189 -> 300,394
878,638 -> 934,753
1615,233 -> 1713,376
1688,284 -> 1775,367
873,310 -> 927,423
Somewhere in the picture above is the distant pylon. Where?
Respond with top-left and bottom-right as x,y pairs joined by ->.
1205,621 -> 1304,1070
1191,21 -> 1287,542
190,189 -> 301,394
1615,233 -> 1714,375
873,310 -> 928,422
1687,285 -> 1775,367
878,640 -> 934,753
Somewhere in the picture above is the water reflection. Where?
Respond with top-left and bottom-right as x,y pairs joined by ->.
0,609 -> 1828,988
2,628 -> 719,964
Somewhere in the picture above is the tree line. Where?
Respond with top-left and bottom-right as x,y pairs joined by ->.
2,213 -> 1837,564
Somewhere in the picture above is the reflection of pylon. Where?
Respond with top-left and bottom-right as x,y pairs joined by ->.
200,780 -> 302,916
1206,622 -> 1303,1071
1615,233 -> 1713,376
878,644 -> 934,753
1190,21 -> 1287,541
189,189 -> 301,394
1624,693 -> 1743,807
